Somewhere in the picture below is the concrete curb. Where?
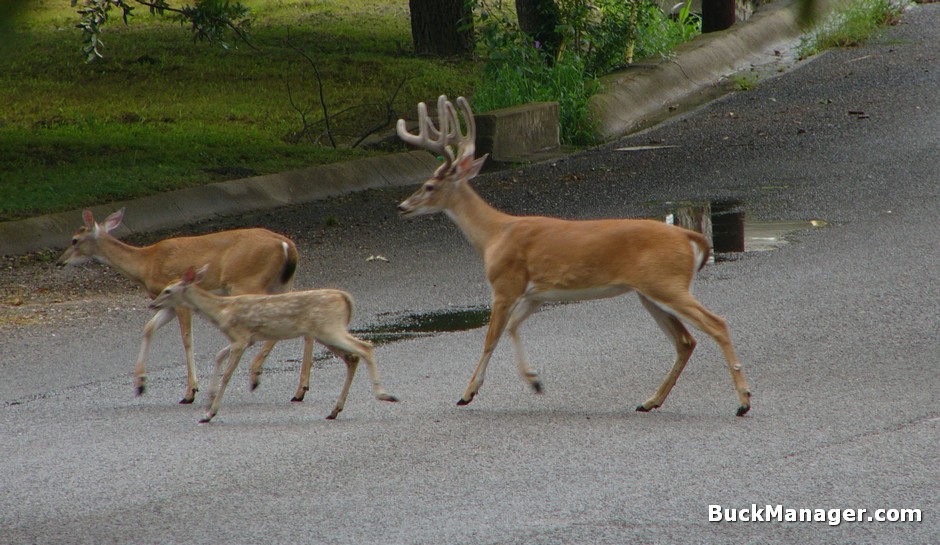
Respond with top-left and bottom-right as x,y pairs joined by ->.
0,0 -> 823,257
0,151 -> 439,257
591,0 -> 805,139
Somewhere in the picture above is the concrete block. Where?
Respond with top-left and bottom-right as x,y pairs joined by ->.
475,102 -> 560,162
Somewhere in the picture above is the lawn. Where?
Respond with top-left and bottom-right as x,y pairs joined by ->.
0,0 -> 478,222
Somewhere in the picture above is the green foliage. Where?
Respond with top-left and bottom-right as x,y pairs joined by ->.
73,0 -> 134,62
474,3 -> 599,145
181,0 -> 252,44
632,0 -> 700,61
0,0 -> 703,221
555,0 -> 632,75
519,0 -> 700,75
0,0 -> 31,37
0,0 -> 474,222
472,0 -> 700,145
72,0 -> 251,62
732,72 -> 759,91
798,0 -> 907,59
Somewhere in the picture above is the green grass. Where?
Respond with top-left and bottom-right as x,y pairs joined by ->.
0,0 -> 476,221
732,72 -> 760,91
0,0 -> 705,222
798,0 -> 908,59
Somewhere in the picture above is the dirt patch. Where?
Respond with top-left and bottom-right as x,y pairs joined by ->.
0,250 -> 142,331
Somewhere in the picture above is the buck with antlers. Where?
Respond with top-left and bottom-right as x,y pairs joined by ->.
57,208 -> 299,404
150,265 -> 398,423
396,96 -> 751,416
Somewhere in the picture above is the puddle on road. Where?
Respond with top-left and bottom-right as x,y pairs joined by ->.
353,307 -> 491,345
272,307 -> 491,367
661,200 -> 828,260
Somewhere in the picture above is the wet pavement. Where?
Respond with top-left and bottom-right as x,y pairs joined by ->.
3,3 -> 940,544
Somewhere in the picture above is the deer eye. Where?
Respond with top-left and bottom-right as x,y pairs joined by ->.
424,183 -> 436,192
71,238 -> 78,246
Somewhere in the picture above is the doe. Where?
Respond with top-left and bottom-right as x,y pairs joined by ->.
57,208 -> 299,403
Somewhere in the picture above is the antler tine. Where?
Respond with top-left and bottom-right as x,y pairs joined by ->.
454,96 -> 477,160
398,96 -> 459,177
434,94 -> 450,142
397,102 -> 436,150
433,95 -> 458,176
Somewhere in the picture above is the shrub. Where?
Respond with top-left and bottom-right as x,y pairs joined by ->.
472,0 -> 700,145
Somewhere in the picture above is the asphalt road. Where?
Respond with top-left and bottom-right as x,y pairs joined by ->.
2,4 -> 939,544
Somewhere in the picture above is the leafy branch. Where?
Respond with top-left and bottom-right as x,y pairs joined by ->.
72,0 -> 253,62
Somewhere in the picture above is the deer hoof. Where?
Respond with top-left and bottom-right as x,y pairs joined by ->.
179,390 -> 197,404
326,410 -> 340,420
736,404 -> 751,417
198,417 -> 212,424
379,393 -> 399,403
457,394 -> 475,406
135,384 -> 146,397
291,386 -> 309,402
635,403 -> 658,413
531,380 -> 543,394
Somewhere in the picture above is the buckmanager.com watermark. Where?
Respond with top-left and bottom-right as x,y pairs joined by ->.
709,504 -> 922,526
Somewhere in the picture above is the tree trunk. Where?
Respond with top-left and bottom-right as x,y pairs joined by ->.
515,0 -> 561,56
409,0 -> 474,57
702,0 -> 736,32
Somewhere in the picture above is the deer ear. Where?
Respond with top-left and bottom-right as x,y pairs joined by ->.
102,208 -> 125,233
82,209 -> 95,229
457,153 -> 488,181
194,264 -> 210,284
182,266 -> 197,284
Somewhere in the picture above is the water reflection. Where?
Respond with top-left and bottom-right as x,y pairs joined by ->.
663,200 -> 827,258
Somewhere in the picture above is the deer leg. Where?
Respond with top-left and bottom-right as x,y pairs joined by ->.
459,298 -> 514,406
324,347 -> 360,420
208,345 -> 231,404
635,294 -> 697,413
291,337 -> 314,402
356,341 -> 397,404
649,292 -> 751,416
175,307 -> 199,404
247,340 -> 277,392
201,342 -> 246,423
134,307 -> 176,397
506,298 -> 543,393
324,335 -> 398,404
